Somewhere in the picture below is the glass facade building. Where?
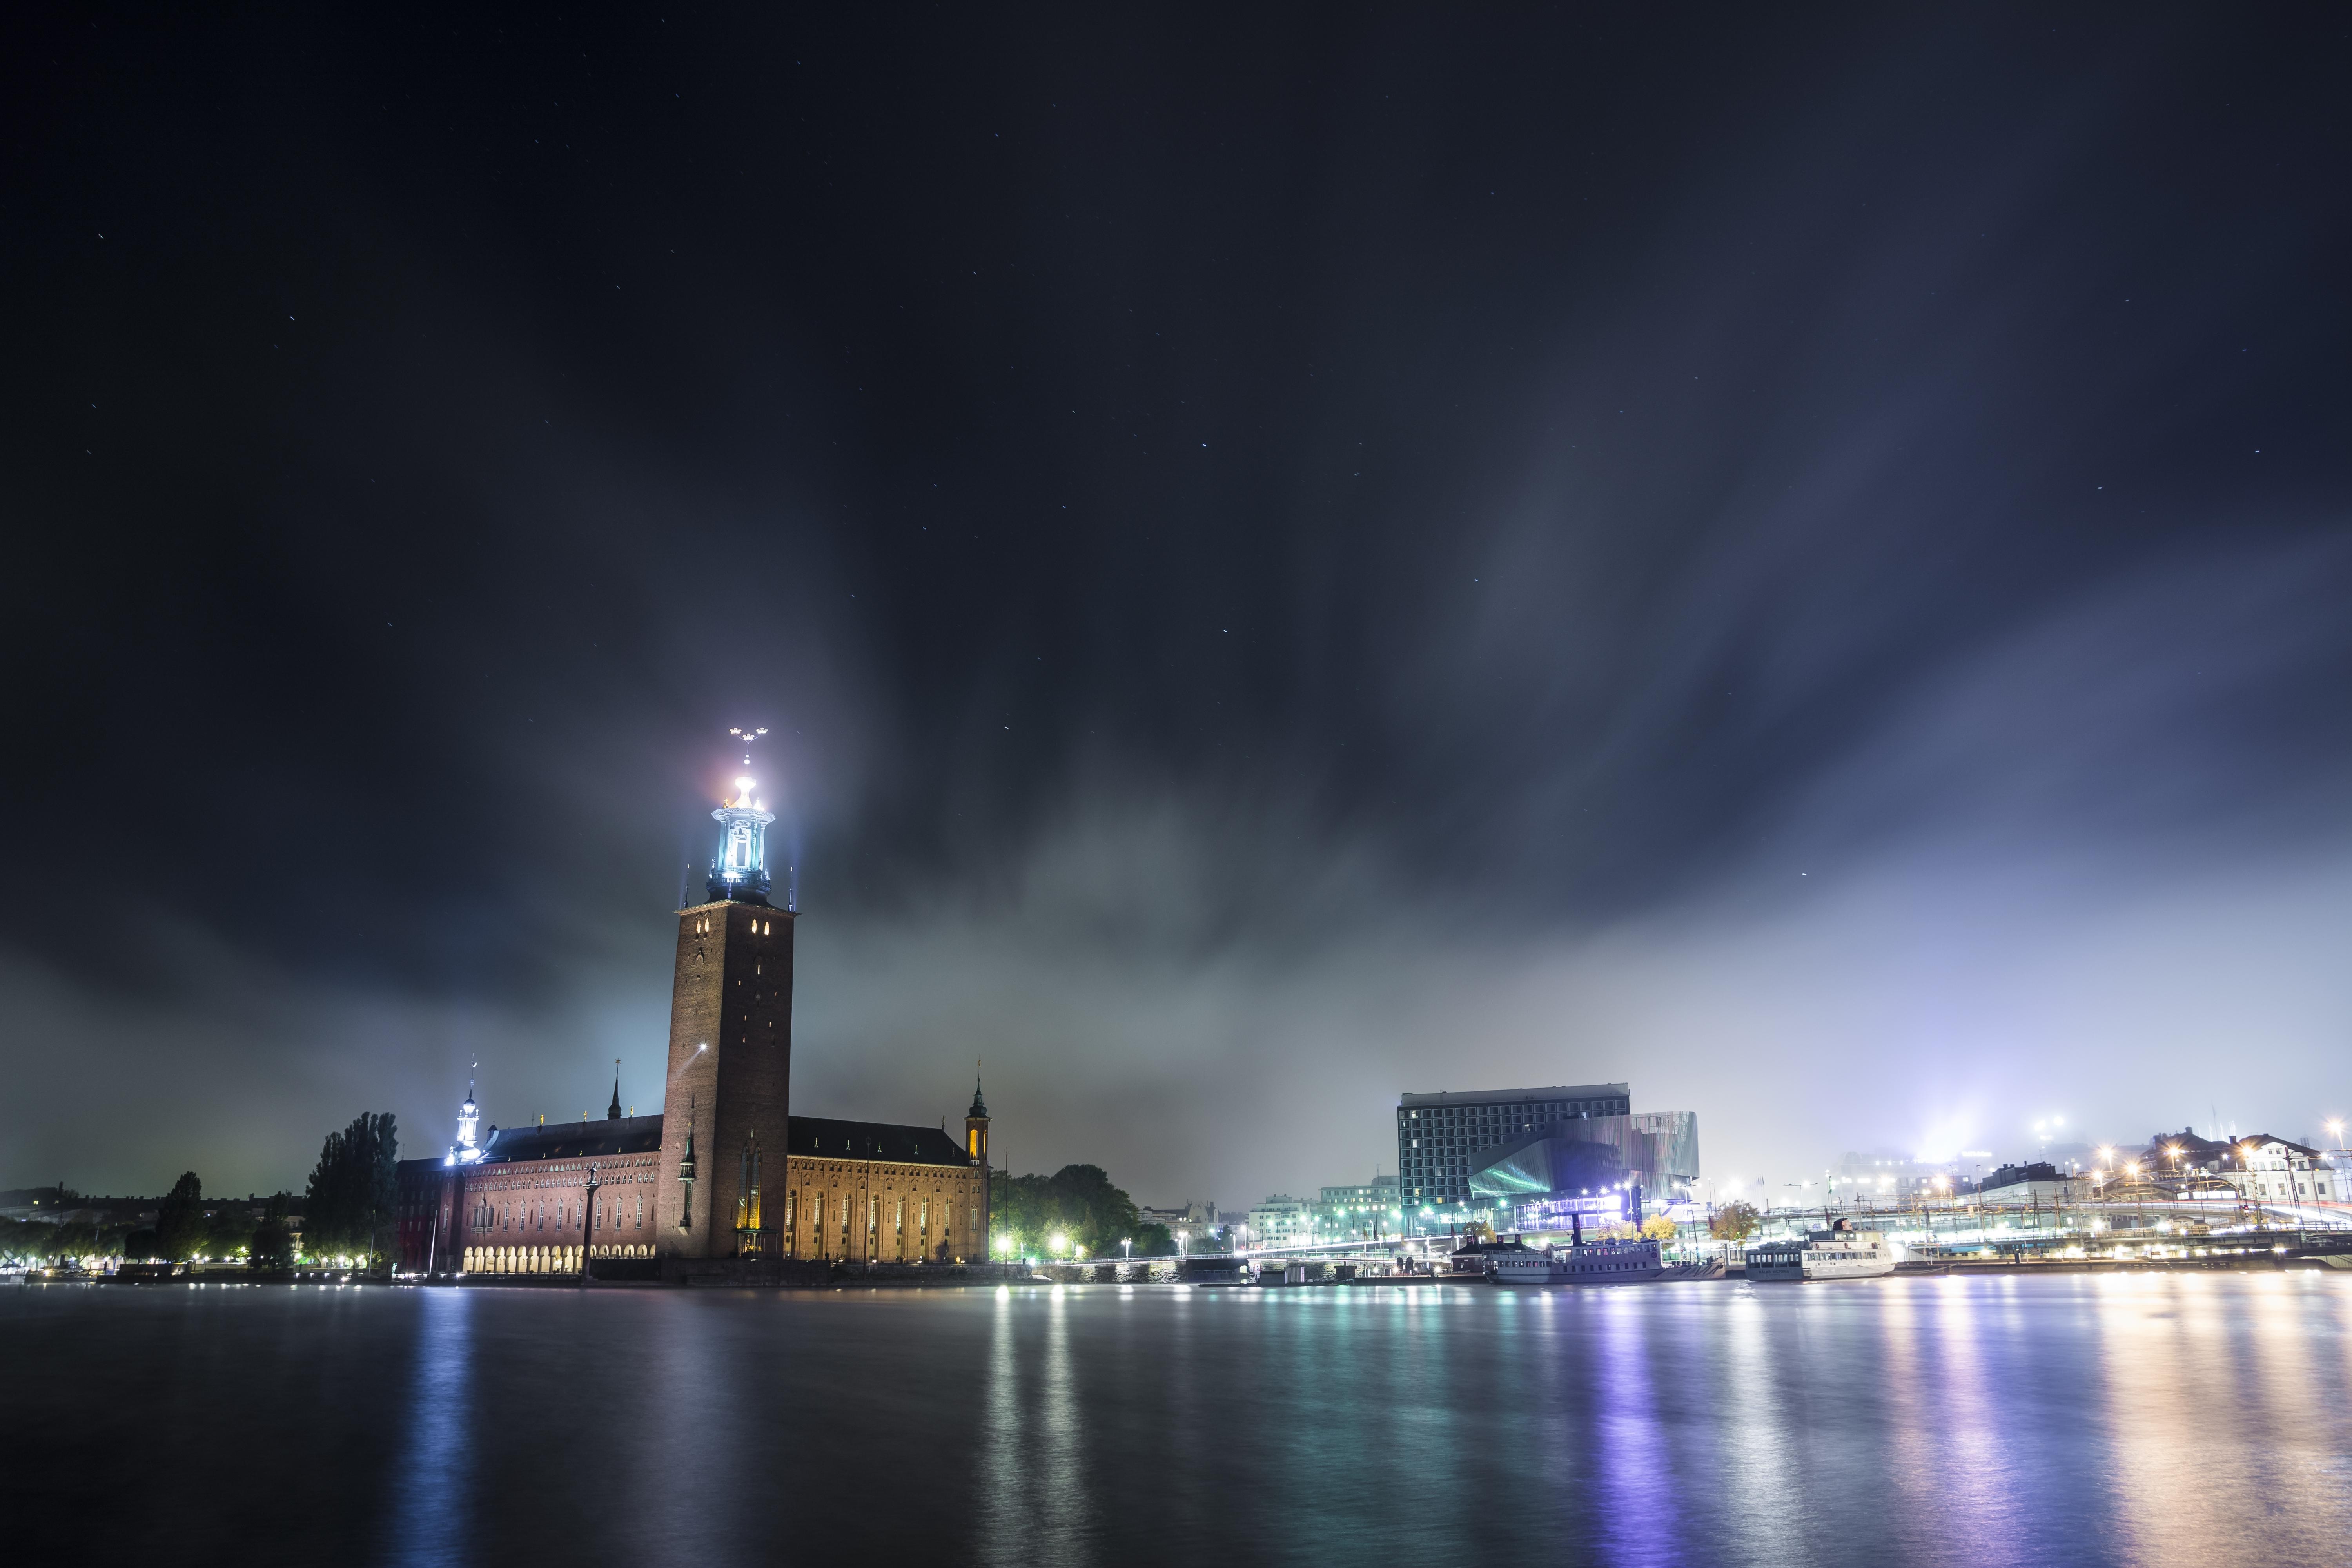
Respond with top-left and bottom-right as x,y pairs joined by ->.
1396,1084 -> 1632,1207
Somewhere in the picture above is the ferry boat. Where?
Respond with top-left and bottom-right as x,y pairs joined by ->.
1744,1221 -> 1895,1281
1490,1238 -> 1665,1286
1174,1255 -> 1257,1287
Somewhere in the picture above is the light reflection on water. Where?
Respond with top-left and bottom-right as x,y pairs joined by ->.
383,1289 -> 475,1568
4,1273 -> 2348,1566
1595,1291 -> 1672,1566
2094,1271 -> 2352,1563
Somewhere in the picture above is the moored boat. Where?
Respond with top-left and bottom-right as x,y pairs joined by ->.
1490,1237 -> 1665,1285
1745,1220 -> 1895,1281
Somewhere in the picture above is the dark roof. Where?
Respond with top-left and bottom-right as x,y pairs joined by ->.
479,1114 -> 666,1163
2130,1130 -> 2322,1168
2238,1133 -> 2323,1159
789,1116 -> 975,1168
406,1111 -> 974,1171
1400,1083 -> 1628,1110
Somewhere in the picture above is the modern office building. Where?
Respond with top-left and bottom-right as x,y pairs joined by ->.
1396,1084 -> 1631,1207
1468,1112 -> 1702,1209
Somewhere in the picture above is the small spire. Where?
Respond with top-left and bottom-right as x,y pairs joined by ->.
608,1060 -> 622,1121
967,1060 -> 988,1120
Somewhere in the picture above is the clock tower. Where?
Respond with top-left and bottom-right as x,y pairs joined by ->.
658,737 -> 795,1258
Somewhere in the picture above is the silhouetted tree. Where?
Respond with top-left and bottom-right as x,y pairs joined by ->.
155,1172 -> 207,1261
207,1200 -> 256,1260
249,1192 -> 296,1270
0,1217 -> 103,1262
990,1164 -> 1151,1259
304,1113 -> 399,1265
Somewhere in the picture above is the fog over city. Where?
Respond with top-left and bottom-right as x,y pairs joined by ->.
7,11 -> 2350,1203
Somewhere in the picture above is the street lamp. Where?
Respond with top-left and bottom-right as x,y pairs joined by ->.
579,1162 -> 601,1283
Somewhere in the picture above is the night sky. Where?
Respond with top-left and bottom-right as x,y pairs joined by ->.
7,10 -> 2351,1205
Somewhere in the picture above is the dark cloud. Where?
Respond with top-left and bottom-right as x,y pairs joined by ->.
4,9 -> 2348,1200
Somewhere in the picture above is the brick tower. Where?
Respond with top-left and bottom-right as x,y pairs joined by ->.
659,733 -> 795,1258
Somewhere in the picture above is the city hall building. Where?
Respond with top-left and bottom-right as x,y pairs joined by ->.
396,755 -> 992,1278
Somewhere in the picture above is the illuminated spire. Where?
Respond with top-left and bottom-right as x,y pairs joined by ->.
964,1062 -> 991,1165
708,727 -> 777,904
451,1063 -> 484,1164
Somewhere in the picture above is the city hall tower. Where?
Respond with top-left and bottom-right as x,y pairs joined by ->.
658,736 -> 795,1257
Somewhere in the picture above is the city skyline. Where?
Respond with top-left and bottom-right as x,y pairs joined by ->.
7,11 -> 2352,1206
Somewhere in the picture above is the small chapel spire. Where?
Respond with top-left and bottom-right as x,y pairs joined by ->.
964,1063 -> 991,1166
608,1060 -> 622,1121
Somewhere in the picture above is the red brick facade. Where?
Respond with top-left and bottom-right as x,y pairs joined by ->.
394,889 -> 990,1277
658,899 -> 794,1257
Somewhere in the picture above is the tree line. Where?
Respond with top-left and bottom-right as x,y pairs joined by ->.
989,1164 -> 1174,1259
0,1111 -> 398,1270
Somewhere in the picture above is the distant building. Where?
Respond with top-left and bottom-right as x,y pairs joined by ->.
2193,1135 -> 2337,1205
1318,1176 -> 1399,1210
2121,1128 -> 2338,1201
1315,1176 -> 1401,1240
1396,1084 -> 1632,1207
1971,1162 -> 2082,1205
1138,1201 -> 1217,1241
2128,1128 -> 2241,1180
1833,1154 -> 1951,1201
1245,1195 -> 1312,1250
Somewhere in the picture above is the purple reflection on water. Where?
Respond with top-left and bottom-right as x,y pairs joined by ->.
1594,1289 -> 1677,1566
383,1289 -> 475,1568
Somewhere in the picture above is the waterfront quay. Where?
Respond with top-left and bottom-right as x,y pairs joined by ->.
1189,1191 -> 2352,1287
1740,1192 -> 2352,1268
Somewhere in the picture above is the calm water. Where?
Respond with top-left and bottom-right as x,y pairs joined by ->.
4,1273 -> 2350,1566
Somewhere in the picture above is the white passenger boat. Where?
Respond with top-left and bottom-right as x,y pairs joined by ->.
1745,1221 -> 1895,1281
1490,1238 -> 1665,1286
